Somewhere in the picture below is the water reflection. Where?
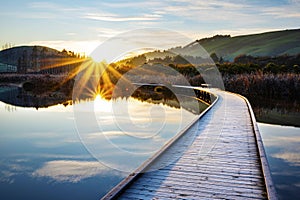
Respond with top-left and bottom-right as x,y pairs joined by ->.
0,83 -> 211,115
250,97 -> 300,127
0,72 -> 215,200
258,123 -> 300,200
74,96 -> 198,172
32,160 -> 114,183
0,156 -> 123,200
0,100 -> 125,200
0,84 -> 204,199
0,86 -> 72,109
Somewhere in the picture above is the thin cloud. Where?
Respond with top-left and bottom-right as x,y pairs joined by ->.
172,0 -> 246,9
262,6 -> 300,19
101,1 -> 165,8
66,32 -> 77,36
28,1 -> 81,12
164,0 -> 300,21
161,1 -> 255,23
95,27 -> 123,38
83,13 -> 162,22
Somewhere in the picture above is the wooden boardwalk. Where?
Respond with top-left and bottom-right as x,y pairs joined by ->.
102,90 -> 277,200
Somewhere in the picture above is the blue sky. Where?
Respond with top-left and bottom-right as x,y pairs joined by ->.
1,0 -> 299,54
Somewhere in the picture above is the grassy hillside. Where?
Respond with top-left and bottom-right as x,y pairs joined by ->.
196,29 -> 300,61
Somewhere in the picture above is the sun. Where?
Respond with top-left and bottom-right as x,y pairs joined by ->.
94,94 -> 112,113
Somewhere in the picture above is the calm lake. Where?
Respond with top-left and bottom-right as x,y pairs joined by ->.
258,123 -> 300,200
0,87 -> 198,200
0,86 -> 299,199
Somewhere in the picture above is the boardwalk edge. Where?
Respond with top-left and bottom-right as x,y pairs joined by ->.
235,93 -> 278,200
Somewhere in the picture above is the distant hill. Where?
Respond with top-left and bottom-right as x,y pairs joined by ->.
1,46 -> 60,65
185,29 -> 300,61
0,46 -> 83,73
138,29 -> 300,63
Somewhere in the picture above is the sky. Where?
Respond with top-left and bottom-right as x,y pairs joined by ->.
1,0 -> 300,55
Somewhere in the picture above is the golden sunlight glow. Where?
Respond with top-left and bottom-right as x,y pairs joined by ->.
94,94 -> 112,113
72,58 -> 127,101
115,48 -> 154,62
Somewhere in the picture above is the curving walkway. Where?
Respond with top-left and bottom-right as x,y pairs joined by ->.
103,90 -> 276,200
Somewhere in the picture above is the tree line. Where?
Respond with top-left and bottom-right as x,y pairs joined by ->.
109,53 -> 300,103
16,47 -> 85,74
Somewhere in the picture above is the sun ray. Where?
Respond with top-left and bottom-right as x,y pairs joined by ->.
39,57 -> 86,71
72,59 -> 115,101
47,52 -> 154,103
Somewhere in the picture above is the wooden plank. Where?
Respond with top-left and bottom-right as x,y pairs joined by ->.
156,167 -> 264,180
127,183 -> 266,199
130,176 -> 265,194
141,171 -> 265,188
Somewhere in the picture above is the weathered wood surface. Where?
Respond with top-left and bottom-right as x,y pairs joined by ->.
103,90 -> 276,200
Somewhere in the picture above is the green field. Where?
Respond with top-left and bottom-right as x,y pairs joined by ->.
197,29 -> 300,61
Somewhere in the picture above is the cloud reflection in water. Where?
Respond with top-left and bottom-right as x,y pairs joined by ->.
32,160 -> 113,183
259,123 -> 300,166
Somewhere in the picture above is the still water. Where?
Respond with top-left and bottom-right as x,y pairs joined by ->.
258,123 -> 300,200
0,96 -> 197,200
1,85 -> 299,200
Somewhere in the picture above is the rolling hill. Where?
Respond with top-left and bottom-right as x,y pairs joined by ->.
0,46 -> 83,73
186,28 -> 300,61
0,46 -> 63,66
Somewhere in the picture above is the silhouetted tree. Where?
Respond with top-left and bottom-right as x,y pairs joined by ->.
17,50 -> 28,73
31,46 -> 38,72
1,42 -> 14,50
40,47 -> 48,71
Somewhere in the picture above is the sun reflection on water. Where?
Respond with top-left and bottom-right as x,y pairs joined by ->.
94,95 -> 112,113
